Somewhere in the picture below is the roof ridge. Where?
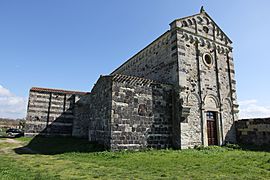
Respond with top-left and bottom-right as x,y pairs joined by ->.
30,87 -> 89,95
171,10 -> 232,44
112,74 -> 172,86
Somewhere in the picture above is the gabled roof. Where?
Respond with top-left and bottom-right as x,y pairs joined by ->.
111,74 -> 171,86
203,11 -> 232,43
30,87 -> 89,95
95,74 -> 172,88
171,7 -> 232,44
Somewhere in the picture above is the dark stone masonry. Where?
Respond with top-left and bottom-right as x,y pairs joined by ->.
236,118 -> 270,146
25,8 -> 240,150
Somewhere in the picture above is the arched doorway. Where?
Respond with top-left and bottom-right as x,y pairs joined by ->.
206,111 -> 218,145
204,94 -> 220,146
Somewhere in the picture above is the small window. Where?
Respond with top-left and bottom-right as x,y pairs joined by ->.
138,104 -> 147,116
203,53 -> 213,67
206,111 -> 215,120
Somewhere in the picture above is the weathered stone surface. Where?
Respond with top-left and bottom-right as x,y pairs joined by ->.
236,118 -> 270,145
72,93 -> 92,138
25,87 -> 87,137
110,75 -> 173,150
87,76 -> 112,148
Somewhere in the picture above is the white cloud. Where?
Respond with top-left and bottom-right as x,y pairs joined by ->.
0,85 -> 27,119
0,85 -> 12,96
239,99 -> 270,119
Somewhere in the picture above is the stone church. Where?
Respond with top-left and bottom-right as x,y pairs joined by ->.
25,8 -> 239,150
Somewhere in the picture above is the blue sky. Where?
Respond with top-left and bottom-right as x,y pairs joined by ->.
0,0 -> 270,118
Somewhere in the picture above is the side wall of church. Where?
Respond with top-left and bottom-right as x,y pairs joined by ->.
72,93 -> 92,138
25,89 -> 83,136
88,77 -> 112,148
111,31 -> 179,85
110,75 -> 173,150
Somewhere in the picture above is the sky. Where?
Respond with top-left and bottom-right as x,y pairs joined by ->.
0,0 -> 270,119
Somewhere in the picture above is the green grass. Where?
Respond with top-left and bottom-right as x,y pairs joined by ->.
0,137 -> 269,180
0,128 -> 7,137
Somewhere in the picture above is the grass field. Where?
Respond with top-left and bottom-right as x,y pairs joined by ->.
0,136 -> 269,180
0,128 -> 7,137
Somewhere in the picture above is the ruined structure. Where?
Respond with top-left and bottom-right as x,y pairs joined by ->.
25,8 -> 239,150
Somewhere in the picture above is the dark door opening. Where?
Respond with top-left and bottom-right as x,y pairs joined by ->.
206,111 -> 218,145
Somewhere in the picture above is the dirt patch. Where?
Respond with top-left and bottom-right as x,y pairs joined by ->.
0,138 -> 38,154
0,138 -> 22,144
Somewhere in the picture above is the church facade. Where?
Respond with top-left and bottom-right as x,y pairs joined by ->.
25,9 -> 239,150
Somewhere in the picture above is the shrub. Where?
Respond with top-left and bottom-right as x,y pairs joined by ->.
223,143 -> 241,150
194,145 -> 226,152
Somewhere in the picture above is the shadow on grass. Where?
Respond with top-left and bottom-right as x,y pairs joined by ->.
14,135 -> 105,155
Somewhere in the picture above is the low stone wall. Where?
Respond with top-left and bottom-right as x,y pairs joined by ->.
236,118 -> 270,146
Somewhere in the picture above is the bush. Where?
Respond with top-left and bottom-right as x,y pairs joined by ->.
223,143 -> 241,150
194,145 -> 226,152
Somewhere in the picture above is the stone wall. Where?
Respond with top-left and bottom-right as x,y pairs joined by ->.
110,74 -> 173,150
83,74 -> 173,150
88,76 -> 112,148
25,87 -> 87,136
236,118 -> 270,146
72,93 -> 91,138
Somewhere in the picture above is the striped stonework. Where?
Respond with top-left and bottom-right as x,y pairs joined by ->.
25,87 -> 88,137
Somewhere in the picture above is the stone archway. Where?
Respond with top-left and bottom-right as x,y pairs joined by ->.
203,94 -> 219,110
203,94 -> 221,146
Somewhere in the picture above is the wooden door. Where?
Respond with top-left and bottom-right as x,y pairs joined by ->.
206,111 -> 218,145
